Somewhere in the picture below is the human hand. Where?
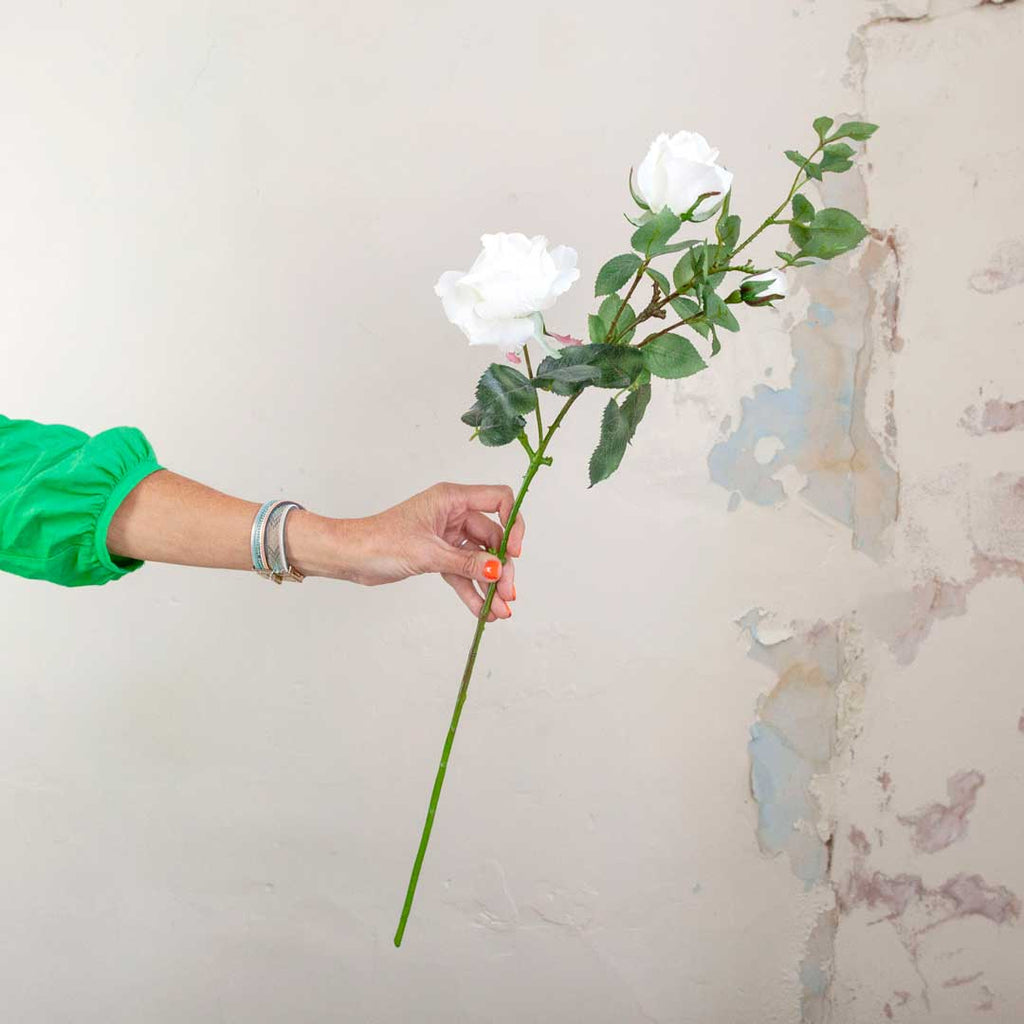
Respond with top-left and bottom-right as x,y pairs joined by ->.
320,482 -> 523,621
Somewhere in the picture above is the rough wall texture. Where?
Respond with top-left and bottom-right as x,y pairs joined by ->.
0,1 -> 1021,1021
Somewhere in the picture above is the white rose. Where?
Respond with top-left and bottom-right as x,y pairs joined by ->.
435,233 -> 580,359
740,268 -> 788,304
635,131 -> 734,219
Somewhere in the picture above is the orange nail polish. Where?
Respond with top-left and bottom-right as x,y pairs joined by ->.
483,559 -> 500,580
512,585 -> 517,600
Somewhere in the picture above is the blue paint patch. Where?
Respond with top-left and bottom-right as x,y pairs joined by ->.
799,962 -> 828,997
806,302 -> 835,328
707,380 -> 810,507
748,722 -> 827,886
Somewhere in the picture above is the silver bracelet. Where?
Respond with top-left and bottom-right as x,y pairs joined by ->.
250,499 -> 306,583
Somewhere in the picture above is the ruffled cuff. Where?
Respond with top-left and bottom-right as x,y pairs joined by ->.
0,418 -> 162,588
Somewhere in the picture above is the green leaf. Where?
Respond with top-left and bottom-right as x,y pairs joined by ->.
669,295 -> 701,320
792,194 -> 815,224
461,401 -> 483,428
789,207 -> 868,260
813,116 -> 834,141
641,334 -> 707,379
716,214 -> 741,253
470,364 -> 538,446
628,167 -> 650,210
786,150 -> 823,181
530,361 -> 601,390
646,267 -> 671,295
588,313 -> 608,345
829,120 -> 878,142
599,294 -> 636,344
631,208 -> 682,256
595,253 -> 642,297
621,381 -> 652,444
533,344 -> 643,396
710,324 -> 722,357
820,142 -> 855,173
589,399 -> 631,487
704,288 -> 740,332
673,245 -> 707,291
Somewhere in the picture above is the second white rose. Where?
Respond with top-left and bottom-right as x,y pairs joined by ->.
635,131 -> 734,220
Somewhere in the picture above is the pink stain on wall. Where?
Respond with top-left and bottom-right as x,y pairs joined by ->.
961,398 -> 1024,435
897,770 -> 985,854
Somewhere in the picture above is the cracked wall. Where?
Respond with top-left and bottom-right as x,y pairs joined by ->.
738,2 -> 1024,1022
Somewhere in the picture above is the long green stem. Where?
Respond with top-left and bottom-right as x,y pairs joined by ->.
394,392 -> 580,947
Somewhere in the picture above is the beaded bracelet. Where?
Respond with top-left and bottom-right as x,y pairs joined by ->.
250,499 -> 306,583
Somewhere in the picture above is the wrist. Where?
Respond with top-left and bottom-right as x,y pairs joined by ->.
284,510 -> 370,582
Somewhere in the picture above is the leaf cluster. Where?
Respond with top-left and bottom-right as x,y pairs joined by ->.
459,114 -> 880,488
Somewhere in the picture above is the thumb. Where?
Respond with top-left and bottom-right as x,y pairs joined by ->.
425,540 -> 503,585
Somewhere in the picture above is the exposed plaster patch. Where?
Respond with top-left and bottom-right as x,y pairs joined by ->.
743,616 -> 842,885
896,770 -> 985,853
864,550 -> 1024,664
838,853 -> 1021,1008
968,238 -> 1024,293
799,909 -> 839,1024
708,234 -> 901,560
960,396 -> 1024,434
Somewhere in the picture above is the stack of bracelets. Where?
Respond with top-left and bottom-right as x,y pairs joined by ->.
250,499 -> 306,583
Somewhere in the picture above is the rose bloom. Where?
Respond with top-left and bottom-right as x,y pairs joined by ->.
636,131 -> 734,219
435,233 -> 580,360
741,268 -> 788,304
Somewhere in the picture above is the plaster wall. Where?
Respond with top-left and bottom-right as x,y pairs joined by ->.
1,2 -> 1021,1021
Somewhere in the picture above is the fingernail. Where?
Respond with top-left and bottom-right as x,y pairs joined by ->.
512,585 -> 517,601
483,559 -> 501,581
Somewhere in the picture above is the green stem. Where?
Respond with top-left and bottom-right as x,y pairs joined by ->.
605,259 -> 649,344
394,391 -> 580,947
731,142 -> 823,258
523,345 -> 544,446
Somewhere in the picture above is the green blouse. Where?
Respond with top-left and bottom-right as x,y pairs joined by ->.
0,415 -> 162,587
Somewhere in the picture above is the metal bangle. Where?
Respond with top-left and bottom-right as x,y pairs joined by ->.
250,500 -> 281,574
265,501 -> 305,579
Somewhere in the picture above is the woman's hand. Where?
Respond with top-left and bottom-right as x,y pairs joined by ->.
295,482 -> 524,622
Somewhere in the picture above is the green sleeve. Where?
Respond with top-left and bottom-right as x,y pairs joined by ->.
0,414 -> 163,587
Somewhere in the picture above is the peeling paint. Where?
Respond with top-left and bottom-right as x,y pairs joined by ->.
743,615 -> 844,886
798,909 -> 838,1024
708,234 -> 901,560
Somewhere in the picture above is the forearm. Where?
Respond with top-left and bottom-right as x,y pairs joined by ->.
106,468 -> 361,579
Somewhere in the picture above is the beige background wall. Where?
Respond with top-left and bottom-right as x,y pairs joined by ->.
2,1 -> 1022,1021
